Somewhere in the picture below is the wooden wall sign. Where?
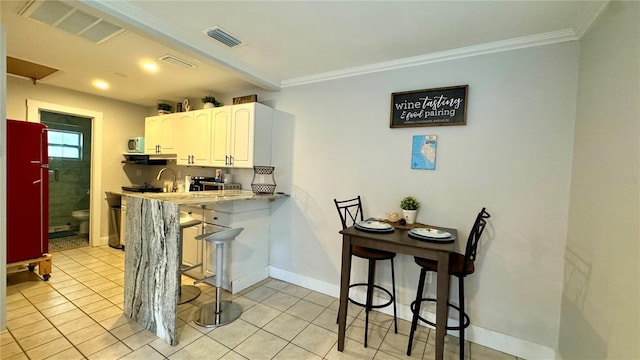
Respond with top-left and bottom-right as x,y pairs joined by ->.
390,85 -> 468,128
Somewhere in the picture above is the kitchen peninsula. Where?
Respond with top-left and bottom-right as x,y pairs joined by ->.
122,190 -> 287,345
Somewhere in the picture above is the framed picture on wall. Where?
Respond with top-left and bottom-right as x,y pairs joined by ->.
390,85 -> 468,128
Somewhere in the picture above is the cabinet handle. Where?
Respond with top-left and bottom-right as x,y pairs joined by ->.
225,155 -> 229,166
229,155 -> 234,166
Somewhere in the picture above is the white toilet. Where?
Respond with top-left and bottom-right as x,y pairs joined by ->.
72,209 -> 90,236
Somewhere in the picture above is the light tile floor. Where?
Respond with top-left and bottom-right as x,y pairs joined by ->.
3,246 -> 523,360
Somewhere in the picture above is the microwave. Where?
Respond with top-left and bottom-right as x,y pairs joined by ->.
127,137 -> 144,153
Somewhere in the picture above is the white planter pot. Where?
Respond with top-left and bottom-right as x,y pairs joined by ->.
203,102 -> 214,109
402,209 -> 417,224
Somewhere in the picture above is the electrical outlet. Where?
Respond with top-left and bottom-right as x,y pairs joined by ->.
136,169 -> 142,177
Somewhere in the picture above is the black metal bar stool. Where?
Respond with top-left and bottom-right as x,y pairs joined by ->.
178,213 -> 203,304
193,227 -> 244,328
407,207 -> 490,359
334,196 -> 397,347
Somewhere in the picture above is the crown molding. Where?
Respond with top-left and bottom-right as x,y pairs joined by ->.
574,1 -> 610,38
281,29 -> 579,88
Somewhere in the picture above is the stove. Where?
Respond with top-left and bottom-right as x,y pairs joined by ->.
122,185 -> 163,193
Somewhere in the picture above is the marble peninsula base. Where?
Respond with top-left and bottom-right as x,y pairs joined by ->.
123,196 -> 181,345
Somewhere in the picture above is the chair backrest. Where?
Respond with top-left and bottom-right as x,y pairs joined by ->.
464,207 -> 491,267
196,227 -> 244,243
334,196 -> 364,229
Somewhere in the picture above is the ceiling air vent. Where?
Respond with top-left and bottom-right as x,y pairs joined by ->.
18,0 -> 124,44
203,26 -> 242,48
158,55 -> 196,69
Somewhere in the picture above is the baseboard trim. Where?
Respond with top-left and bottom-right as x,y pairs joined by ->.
268,266 -> 556,359
232,267 -> 270,294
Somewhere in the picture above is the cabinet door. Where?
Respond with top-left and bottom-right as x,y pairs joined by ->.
175,112 -> 193,165
230,104 -> 255,168
145,114 -> 175,154
144,117 -> 161,153
210,106 -> 232,167
159,115 -> 176,153
182,224 -> 201,269
191,110 -> 212,165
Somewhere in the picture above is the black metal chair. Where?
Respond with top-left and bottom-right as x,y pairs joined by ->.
407,207 -> 491,359
334,196 -> 397,347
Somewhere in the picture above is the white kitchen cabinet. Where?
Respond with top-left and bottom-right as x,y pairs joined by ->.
211,103 -> 273,168
181,222 -> 202,274
176,109 -> 212,166
144,114 -> 176,154
201,200 -> 270,293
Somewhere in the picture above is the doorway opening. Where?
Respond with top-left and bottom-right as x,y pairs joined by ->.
41,112 -> 92,251
27,100 -> 104,248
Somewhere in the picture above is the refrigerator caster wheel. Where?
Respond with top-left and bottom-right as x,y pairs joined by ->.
43,274 -> 50,281
28,265 -> 36,272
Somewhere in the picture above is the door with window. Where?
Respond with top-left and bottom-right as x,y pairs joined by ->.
41,112 -> 92,238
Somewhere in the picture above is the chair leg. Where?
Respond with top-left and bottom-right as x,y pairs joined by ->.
390,257 -> 398,333
407,268 -> 428,356
364,259 -> 376,348
459,276 -> 465,360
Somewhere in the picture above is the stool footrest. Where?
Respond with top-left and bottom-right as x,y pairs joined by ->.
410,297 -> 470,331
180,263 -> 202,273
348,283 -> 394,309
194,275 -> 216,286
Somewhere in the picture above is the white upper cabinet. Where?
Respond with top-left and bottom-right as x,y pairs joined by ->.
144,103 -> 272,167
210,106 -> 233,167
211,103 -> 273,168
144,114 -> 176,154
176,109 -> 212,166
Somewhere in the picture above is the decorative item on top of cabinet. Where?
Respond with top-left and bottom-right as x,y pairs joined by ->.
201,95 -> 221,109
233,94 -> 257,105
157,102 -> 172,115
210,103 -> 273,168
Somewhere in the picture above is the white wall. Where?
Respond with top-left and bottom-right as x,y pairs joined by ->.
264,42 -> 580,357
559,1 -> 640,359
6,76 -> 148,242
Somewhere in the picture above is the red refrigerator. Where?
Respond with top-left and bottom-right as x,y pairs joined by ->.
7,120 -> 49,263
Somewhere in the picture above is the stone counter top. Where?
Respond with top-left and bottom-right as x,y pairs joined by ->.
114,189 -> 288,206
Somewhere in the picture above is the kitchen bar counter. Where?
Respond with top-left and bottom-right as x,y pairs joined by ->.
124,189 -> 288,205
122,190 -> 287,345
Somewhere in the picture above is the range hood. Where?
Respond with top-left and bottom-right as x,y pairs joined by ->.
122,154 -> 171,165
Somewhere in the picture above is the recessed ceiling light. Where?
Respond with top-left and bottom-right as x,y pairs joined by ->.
93,80 -> 109,89
142,62 -> 158,72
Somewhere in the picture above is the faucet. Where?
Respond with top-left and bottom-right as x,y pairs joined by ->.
156,168 -> 177,192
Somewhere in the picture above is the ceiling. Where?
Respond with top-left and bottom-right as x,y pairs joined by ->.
2,0 -> 608,107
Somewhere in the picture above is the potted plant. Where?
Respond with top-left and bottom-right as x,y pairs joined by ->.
157,102 -> 172,115
400,196 -> 420,224
201,95 -> 221,109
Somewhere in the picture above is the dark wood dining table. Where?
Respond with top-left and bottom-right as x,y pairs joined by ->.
337,223 -> 458,360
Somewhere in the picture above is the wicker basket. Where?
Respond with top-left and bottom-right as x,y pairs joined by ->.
251,184 -> 276,195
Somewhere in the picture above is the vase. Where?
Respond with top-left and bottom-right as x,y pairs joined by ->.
203,102 -> 214,109
402,209 -> 417,224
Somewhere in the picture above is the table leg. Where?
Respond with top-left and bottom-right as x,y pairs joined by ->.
435,252 -> 450,360
337,235 -> 352,352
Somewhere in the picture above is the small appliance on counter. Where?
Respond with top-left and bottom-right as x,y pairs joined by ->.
189,176 -> 216,191
127,137 -> 144,153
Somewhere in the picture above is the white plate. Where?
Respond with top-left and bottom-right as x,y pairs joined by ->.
355,220 -> 394,231
409,228 -> 451,239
